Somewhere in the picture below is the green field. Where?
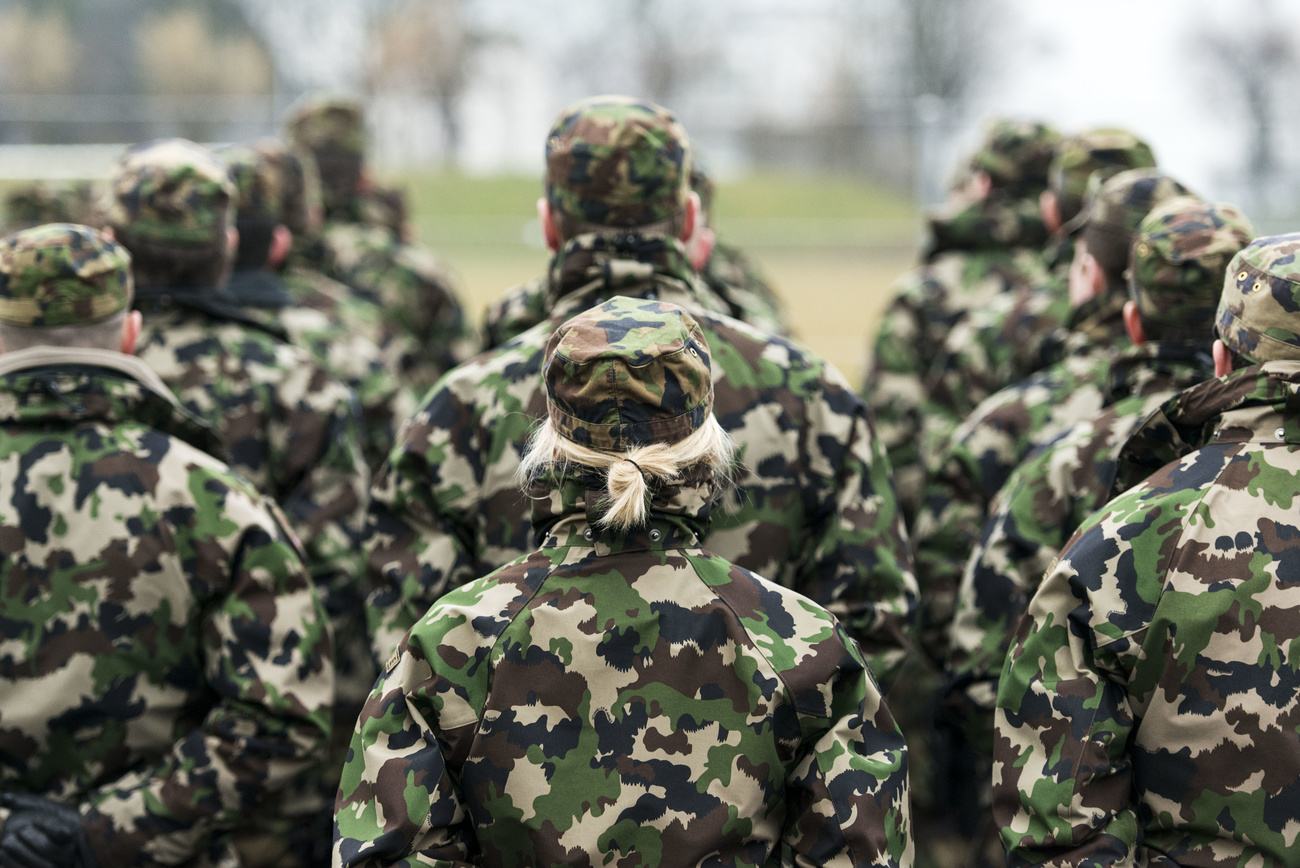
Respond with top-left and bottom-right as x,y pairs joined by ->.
397,170 -> 923,385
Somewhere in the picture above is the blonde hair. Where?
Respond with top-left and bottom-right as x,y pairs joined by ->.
518,415 -> 736,531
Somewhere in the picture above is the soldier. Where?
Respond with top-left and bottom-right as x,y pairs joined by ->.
1,179 -> 105,233
284,94 -> 475,394
0,223 -> 333,867
364,94 -> 916,690
932,198 -> 1251,865
103,138 -> 371,865
946,198 -> 1253,745
222,143 -> 405,468
911,167 -> 1195,662
994,232 -> 1300,867
335,298 -> 912,868
926,128 -> 1159,429
863,118 -> 1060,527
480,159 -> 789,350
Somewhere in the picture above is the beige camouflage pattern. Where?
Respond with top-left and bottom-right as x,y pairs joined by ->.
104,138 -> 235,247
0,223 -> 132,327
1217,232 -> 1300,363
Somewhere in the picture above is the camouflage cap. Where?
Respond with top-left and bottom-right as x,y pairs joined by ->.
545,94 -> 691,229
0,223 -> 132,327
1216,233 -> 1300,363
222,144 -> 286,225
543,297 -> 712,451
690,160 -> 716,219
283,94 -> 367,158
106,138 -> 235,246
968,118 -> 1062,196
1080,168 -> 1194,279
250,138 -> 323,237
1129,197 -> 1253,333
1051,128 -> 1157,225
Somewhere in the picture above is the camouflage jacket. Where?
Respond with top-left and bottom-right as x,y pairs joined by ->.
909,291 -> 1131,663
337,474 -> 912,868
863,194 -> 1051,528
311,221 -> 475,396
478,241 -> 737,352
366,233 -> 917,689
0,347 -> 333,866
699,239 -> 791,337
994,360 -> 1300,868
944,340 -> 1215,752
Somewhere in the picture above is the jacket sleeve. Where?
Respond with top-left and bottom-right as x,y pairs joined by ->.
803,367 -> 918,692
783,630 -> 913,868
80,488 -> 335,866
334,630 -> 476,868
992,531 -> 1141,868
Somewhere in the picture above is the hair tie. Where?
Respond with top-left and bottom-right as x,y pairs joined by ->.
622,457 -> 644,475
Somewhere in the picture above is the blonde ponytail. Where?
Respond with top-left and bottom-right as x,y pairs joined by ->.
518,416 -> 736,531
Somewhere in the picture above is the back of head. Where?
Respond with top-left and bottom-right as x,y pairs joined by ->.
525,296 -> 731,530
1217,234 -> 1300,364
1080,168 -> 1193,288
968,118 -> 1062,199
105,138 -> 235,288
1051,128 -> 1158,226
223,144 -> 287,270
0,222 -> 133,352
250,138 -> 324,238
283,93 -> 366,216
1129,197 -> 1254,342
545,94 -> 691,239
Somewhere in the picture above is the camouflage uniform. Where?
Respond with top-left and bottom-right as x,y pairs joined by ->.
947,199 -> 1254,752
0,224 -> 333,867
923,129 -> 1160,436
910,169 -> 1194,663
285,94 -> 475,395
864,120 -> 1060,527
223,144 -> 405,469
478,162 -> 781,351
994,233 -> 1300,865
335,299 -> 912,868
366,96 -> 916,690
1,179 -> 106,234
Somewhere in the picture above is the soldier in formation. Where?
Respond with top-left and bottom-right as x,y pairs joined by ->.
335,298 -> 911,868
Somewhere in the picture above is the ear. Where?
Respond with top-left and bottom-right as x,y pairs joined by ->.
1040,190 -> 1061,235
677,191 -> 700,243
268,224 -> 293,269
1213,339 -> 1233,378
1122,300 -> 1147,345
687,225 -> 716,272
970,170 -> 993,201
537,197 -> 561,252
227,226 -> 239,256
101,226 -> 116,242
119,310 -> 142,355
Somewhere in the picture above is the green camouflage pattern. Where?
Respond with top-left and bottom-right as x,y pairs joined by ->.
993,359 -> 1300,868
337,470 -> 911,868
0,223 -> 132,327
945,340 -> 1215,755
223,143 -> 288,224
2,179 -> 106,233
911,293 -> 1129,665
249,138 -> 324,237
284,93 -> 367,158
701,239 -> 791,336
1049,128 -> 1157,225
478,238 -> 780,351
1077,169 -> 1195,275
0,349 -> 333,865
365,232 -> 917,689
864,194 -> 1051,527
1216,232 -> 1300,363
545,297 -> 713,450
545,94 -> 690,228
1129,197 -> 1254,332
225,267 -> 405,470
313,220 -> 475,395
105,138 -> 235,246
967,118 -> 1062,196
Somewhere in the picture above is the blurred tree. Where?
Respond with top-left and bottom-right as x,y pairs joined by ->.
897,0 -> 999,106
227,0 -> 384,96
369,0 -> 484,164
